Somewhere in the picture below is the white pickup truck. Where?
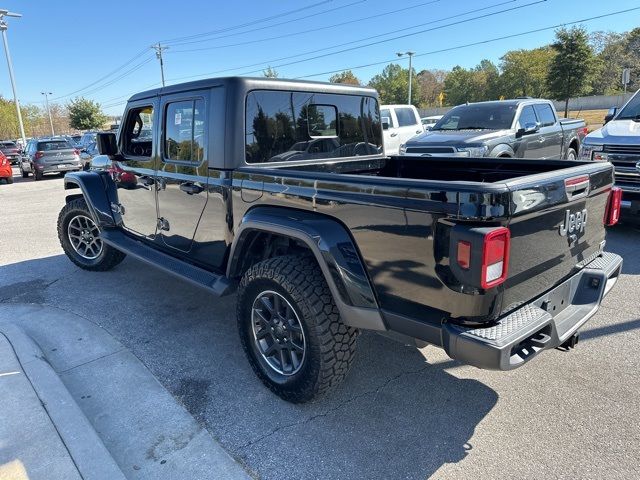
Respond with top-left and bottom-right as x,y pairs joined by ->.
380,104 -> 424,155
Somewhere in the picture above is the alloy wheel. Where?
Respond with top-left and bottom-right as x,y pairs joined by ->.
67,214 -> 103,260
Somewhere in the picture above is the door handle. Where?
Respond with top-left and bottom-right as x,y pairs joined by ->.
416,130 -> 422,134
390,133 -> 398,137
539,137 -> 545,142
179,183 -> 204,195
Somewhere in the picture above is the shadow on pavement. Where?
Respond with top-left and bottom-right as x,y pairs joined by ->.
604,223 -> 639,275
0,254 -> 498,480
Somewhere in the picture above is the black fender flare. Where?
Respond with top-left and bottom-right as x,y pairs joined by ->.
64,171 -> 119,228
227,206 -> 386,331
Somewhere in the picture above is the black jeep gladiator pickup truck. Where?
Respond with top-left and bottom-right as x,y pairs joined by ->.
57,77 -> 622,402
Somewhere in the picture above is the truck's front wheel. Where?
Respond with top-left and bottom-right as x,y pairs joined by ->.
237,255 -> 358,403
57,198 -> 126,271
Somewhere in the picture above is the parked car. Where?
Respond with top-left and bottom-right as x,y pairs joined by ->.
380,104 -> 424,155
401,99 -> 587,159
0,140 -> 21,165
79,132 -> 98,149
421,115 -> 442,130
79,142 -> 99,169
57,77 -> 621,403
20,138 -> 82,180
580,88 -> 640,216
0,150 -> 12,184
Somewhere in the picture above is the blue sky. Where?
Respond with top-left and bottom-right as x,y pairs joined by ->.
1,0 -> 638,115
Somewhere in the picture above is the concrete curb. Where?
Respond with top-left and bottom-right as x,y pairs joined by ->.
0,323 -> 127,480
0,304 -> 251,480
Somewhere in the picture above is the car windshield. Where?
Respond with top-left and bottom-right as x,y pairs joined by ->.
616,92 -> 640,120
38,141 -> 73,151
432,103 -> 517,130
1,142 -> 16,147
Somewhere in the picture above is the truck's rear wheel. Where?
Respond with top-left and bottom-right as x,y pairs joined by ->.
237,255 -> 358,403
566,147 -> 577,160
57,198 -> 126,271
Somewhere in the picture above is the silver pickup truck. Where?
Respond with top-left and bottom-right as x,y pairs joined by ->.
580,88 -> 640,215
401,98 -> 587,160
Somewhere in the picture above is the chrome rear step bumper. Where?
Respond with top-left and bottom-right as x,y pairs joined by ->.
442,252 -> 622,370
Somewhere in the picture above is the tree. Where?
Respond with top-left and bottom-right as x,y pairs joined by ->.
263,66 -> 279,78
68,97 -> 107,131
547,27 -> 596,117
329,70 -> 361,85
500,47 -> 555,98
368,63 -> 421,105
415,69 -> 447,107
589,31 -> 627,94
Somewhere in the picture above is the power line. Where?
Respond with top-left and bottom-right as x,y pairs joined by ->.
159,0 -> 336,45
166,0 -> 368,48
164,0 -> 525,84
168,0 -> 438,52
50,48 -> 150,101
294,6 -> 640,80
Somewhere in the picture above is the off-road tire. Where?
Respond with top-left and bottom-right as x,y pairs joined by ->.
566,147 -> 577,160
57,198 -> 126,271
237,255 -> 359,403
34,169 -> 43,181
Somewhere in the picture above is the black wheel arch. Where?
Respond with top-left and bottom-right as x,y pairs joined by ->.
64,171 -> 121,228
228,206 -> 385,331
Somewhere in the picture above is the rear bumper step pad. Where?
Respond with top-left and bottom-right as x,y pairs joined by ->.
442,251 -> 623,370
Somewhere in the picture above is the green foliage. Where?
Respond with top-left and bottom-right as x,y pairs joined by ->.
328,70 -> 361,85
443,60 -> 499,105
263,66 -> 279,78
68,97 -> 107,131
414,69 -> 447,107
367,64 -> 421,105
547,27 -> 597,115
500,47 -> 555,98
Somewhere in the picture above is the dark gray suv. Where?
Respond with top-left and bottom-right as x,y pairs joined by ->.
20,138 -> 82,180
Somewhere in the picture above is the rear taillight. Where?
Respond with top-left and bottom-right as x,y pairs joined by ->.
480,227 -> 510,289
457,241 -> 471,270
604,187 -> 623,226
73,149 -> 80,156
34,151 -> 44,160
580,126 -> 589,137
0,157 -> 6,166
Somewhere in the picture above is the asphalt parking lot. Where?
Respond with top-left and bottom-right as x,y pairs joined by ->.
2,168 -> 640,480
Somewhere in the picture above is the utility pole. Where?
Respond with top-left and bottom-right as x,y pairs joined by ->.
152,43 -> 168,87
396,51 -> 415,105
41,91 -> 54,136
0,10 -> 26,146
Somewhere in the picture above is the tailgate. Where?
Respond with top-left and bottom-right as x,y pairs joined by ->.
44,150 -> 77,164
500,163 -> 613,315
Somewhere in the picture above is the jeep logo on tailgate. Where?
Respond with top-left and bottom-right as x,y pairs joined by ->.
559,209 -> 588,236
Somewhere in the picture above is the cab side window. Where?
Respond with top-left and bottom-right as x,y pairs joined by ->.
517,105 -> 538,130
122,105 -> 154,157
164,99 -> 205,162
533,104 -> 556,127
395,108 -> 418,127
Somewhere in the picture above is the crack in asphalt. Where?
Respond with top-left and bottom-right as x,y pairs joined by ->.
237,363 -> 431,450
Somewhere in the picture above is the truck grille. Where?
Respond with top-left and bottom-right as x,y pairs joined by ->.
405,146 -> 456,154
603,144 -> 640,155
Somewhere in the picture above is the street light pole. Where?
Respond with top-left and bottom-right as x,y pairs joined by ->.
0,10 -> 26,146
396,51 -> 416,105
41,91 -> 54,136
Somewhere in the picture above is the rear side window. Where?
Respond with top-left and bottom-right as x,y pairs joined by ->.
395,108 -> 418,127
517,105 -> 538,129
163,99 -> 205,162
245,90 -> 382,163
122,105 -> 154,157
37,141 -> 72,151
533,103 -> 556,126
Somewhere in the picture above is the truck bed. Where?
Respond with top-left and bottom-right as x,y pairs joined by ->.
236,155 -> 614,326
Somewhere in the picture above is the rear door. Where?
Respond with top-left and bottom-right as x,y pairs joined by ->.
500,165 -> 611,314
534,103 -> 563,159
155,91 -> 209,253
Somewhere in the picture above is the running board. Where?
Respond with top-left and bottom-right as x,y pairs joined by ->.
100,229 -> 233,296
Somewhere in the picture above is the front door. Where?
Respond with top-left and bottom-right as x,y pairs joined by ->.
381,108 -> 400,155
155,93 -> 209,253
394,106 -> 423,145
116,100 -> 159,239
514,104 -> 545,159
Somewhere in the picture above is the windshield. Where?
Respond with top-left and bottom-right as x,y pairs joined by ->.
432,103 -> 517,130
0,142 -> 16,148
616,91 -> 640,120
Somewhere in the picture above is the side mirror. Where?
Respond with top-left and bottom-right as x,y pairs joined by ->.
604,107 -> 617,124
97,132 -> 118,155
522,122 -> 539,135
89,155 -> 111,171
381,116 -> 390,130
